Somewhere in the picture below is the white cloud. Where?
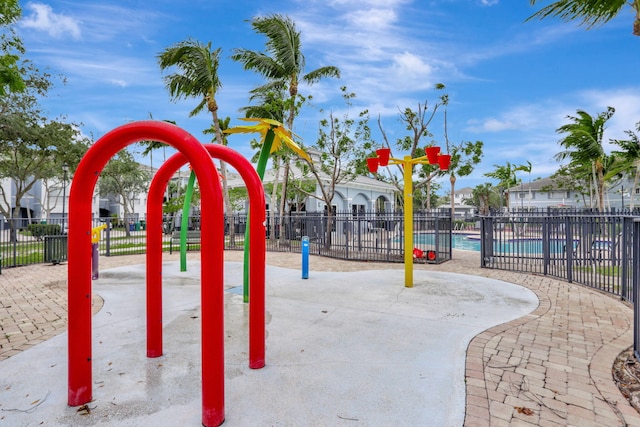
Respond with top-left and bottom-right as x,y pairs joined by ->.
20,3 -> 81,39
465,103 -> 561,133
344,8 -> 398,29
578,87 -> 640,141
391,51 -> 433,80
28,47 -> 159,89
109,79 -> 128,88
323,0 -> 411,7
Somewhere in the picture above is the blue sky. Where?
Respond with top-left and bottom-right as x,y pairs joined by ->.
15,0 -> 640,192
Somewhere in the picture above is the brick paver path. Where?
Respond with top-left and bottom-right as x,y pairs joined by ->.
0,250 -> 638,426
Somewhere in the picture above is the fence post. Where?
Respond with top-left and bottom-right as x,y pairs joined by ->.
105,217 -> 111,257
622,216 -> 631,301
480,216 -> 493,268
434,215 -> 440,260
633,218 -> 640,359
10,218 -> 17,268
345,215 -> 349,260
565,216 -> 573,283
542,217 -> 550,276
357,216 -> 362,252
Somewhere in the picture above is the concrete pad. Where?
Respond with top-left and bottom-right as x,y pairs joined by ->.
0,261 -> 538,426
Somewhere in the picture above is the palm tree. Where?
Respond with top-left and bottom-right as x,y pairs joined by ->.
484,162 -> 519,210
225,117 -> 310,301
157,38 -> 236,243
240,83 -> 287,123
528,0 -> 640,36
138,115 -> 175,173
231,14 -> 340,240
471,183 -> 497,216
238,84 -> 288,240
609,121 -> 640,208
554,107 -> 615,210
514,161 -> 532,211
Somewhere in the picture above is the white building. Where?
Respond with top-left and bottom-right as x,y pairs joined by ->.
442,186 -> 476,219
226,158 -> 397,215
508,176 -> 640,210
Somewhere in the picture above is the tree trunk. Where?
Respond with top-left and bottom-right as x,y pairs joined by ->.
10,205 -> 20,243
123,205 -> 131,238
631,162 -> 640,210
210,109 -> 235,245
324,209 -> 333,250
450,174 -> 456,219
596,162 -> 605,212
269,157 -> 280,241
278,159 -> 290,245
219,160 -> 236,245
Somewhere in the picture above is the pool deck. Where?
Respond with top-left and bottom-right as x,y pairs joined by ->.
1,250 -> 639,426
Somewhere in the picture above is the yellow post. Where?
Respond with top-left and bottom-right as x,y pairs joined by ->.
366,147 -> 449,289
403,156 -> 414,288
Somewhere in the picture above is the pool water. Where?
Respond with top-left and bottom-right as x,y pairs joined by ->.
451,234 -> 481,251
411,233 -> 480,251
415,234 -> 572,254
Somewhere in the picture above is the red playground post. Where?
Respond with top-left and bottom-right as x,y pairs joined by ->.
66,121 -> 265,426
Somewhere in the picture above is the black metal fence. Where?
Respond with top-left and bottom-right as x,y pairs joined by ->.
0,211 -> 452,270
480,209 -> 640,359
480,210 -> 634,301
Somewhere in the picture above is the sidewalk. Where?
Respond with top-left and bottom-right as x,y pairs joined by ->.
0,250 -> 638,426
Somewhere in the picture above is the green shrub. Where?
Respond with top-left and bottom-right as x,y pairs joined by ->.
27,223 -> 62,237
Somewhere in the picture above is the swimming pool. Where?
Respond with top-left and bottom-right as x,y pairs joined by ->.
415,233 -> 573,254
450,234 -> 481,251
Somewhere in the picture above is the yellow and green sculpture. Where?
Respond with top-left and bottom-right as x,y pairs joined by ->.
225,118 -> 310,302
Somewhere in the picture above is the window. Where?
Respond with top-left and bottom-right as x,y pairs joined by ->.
548,191 -> 568,199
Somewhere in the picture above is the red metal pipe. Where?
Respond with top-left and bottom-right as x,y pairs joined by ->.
149,144 -> 266,365
67,121 -> 223,425
147,145 -> 266,424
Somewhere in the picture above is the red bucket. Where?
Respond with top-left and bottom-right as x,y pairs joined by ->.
376,148 -> 391,166
366,157 -> 379,173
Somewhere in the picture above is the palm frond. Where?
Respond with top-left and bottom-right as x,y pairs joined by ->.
252,14 -> 303,73
231,49 -> 285,79
303,66 -> 341,84
528,0 -> 628,29
157,38 -> 221,112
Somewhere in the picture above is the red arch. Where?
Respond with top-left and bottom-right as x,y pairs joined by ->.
146,144 -> 266,425
67,121 -> 224,425
147,144 -> 266,363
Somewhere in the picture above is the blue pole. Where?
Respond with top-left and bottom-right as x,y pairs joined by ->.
302,236 -> 309,279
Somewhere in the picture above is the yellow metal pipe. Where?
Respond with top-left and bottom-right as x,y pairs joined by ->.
403,155 -> 414,288
383,153 -> 442,288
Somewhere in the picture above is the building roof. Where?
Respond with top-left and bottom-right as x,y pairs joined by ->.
454,187 -> 474,195
226,162 -> 397,192
508,176 -> 564,192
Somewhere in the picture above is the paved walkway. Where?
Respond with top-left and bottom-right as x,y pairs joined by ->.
0,250 -> 638,426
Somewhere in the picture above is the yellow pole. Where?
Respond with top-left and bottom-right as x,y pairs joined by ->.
403,156 -> 414,287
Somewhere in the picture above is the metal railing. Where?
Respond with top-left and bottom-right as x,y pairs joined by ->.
480,209 -> 640,359
480,210 -> 633,301
0,211 -> 452,271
